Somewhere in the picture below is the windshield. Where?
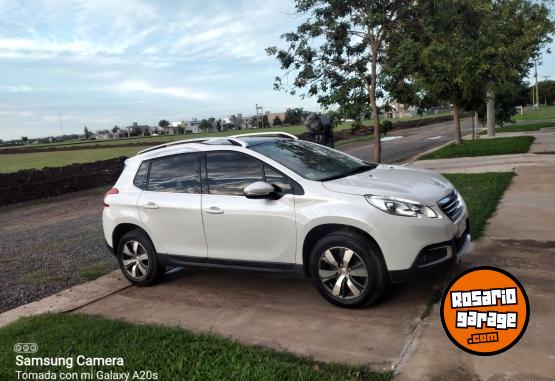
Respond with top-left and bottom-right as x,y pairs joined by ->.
250,140 -> 376,181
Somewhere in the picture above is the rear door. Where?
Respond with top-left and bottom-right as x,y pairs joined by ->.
137,153 -> 207,258
201,151 -> 297,264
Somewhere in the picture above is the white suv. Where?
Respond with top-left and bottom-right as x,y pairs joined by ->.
103,133 -> 470,308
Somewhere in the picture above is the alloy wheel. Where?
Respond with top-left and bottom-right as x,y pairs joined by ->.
317,246 -> 369,300
121,240 -> 150,280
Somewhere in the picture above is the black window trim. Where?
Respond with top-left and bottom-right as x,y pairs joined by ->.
201,150 -> 304,197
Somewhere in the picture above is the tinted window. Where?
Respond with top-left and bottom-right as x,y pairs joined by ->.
133,161 -> 149,190
264,165 -> 292,193
148,154 -> 199,193
251,140 -> 375,181
206,152 -> 263,196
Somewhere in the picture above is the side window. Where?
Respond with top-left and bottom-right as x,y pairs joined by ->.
264,165 -> 293,194
148,154 -> 199,193
133,161 -> 149,190
206,152 -> 263,196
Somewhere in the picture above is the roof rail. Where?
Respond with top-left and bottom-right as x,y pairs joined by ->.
230,132 -> 298,140
137,137 -> 248,155
137,138 -> 209,155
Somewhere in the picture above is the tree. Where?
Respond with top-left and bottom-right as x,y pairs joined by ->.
283,108 -> 304,125
267,0 -> 412,162
21,136 -> 28,143
199,119 -> 212,132
478,0 -> 553,136
83,126 -> 91,139
533,80 -> 555,106
385,0 -> 489,145
111,126 -> 120,134
158,120 -> 171,131
273,116 -> 282,126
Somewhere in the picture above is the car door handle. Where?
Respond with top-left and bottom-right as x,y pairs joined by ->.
142,202 -> 159,210
204,206 -> 224,215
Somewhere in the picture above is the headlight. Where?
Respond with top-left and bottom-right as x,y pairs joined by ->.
365,195 -> 438,218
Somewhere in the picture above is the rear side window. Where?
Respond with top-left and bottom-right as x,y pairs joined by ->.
148,154 -> 199,193
133,161 -> 149,190
206,152 -> 263,196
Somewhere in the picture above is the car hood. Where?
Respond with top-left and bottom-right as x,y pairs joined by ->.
322,164 -> 453,205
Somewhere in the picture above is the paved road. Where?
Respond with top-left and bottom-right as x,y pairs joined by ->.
0,119 -> 469,313
340,118 -> 474,163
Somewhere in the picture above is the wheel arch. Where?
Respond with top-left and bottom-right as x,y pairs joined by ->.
112,223 -> 154,255
301,224 -> 384,278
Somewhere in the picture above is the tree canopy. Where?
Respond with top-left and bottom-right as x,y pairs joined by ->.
267,0 -> 412,162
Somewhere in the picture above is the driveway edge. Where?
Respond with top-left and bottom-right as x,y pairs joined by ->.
0,270 -> 131,328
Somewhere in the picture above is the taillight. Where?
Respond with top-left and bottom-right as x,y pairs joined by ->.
103,188 -> 119,207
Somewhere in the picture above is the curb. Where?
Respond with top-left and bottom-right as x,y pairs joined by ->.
0,270 -> 131,328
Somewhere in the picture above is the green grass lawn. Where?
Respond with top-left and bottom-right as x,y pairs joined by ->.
420,136 -> 535,160
444,172 -> 514,238
0,146 -> 142,173
0,314 -> 391,381
494,122 -> 555,133
513,105 -> 555,121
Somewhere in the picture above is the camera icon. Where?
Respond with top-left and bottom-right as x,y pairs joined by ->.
14,343 -> 38,353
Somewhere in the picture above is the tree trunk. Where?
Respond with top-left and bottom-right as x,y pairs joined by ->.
453,103 -> 462,145
370,49 -> 381,163
486,90 -> 496,137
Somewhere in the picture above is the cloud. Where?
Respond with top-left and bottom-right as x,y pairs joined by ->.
114,80 -> 211,101
0,85 -> 33,92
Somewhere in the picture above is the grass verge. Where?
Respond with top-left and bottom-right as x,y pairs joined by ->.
79,261 -> 114,281
0,314 -> 392,381
495,122 -> 555,133
513,105 -> 555,121
420,137 -> 534,160
444,172 -> 514,238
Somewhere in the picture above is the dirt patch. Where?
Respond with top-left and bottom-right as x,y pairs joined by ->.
0,157 -> 125,206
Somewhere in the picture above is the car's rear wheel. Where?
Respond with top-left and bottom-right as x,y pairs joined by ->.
309,231 -> 387,308
117,229 -> 164,286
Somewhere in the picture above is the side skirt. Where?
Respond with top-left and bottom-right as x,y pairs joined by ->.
158,254 -> 305,276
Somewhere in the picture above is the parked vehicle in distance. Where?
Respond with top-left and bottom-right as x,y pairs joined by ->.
103,132 -> 470,308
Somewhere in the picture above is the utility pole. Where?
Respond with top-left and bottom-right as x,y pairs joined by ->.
543,75 -> 551,107
58,113 -> 64,134
534,59 -> 540,109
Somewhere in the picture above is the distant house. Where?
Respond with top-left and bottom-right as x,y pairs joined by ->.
93,130 -> 111,140
126,122 -> 155,137
385,102 -> 418,119
266,111 -> 287,127
222,114 -> 253,130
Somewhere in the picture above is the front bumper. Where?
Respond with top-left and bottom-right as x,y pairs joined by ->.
389,219 -> 470,283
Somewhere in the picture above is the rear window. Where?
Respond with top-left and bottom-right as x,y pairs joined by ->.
133,161 -> 149,190
147,154 -> 200,193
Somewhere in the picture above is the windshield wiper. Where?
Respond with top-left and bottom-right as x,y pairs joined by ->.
320,164 -> 376,182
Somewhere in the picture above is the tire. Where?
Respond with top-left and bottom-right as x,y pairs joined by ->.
308,230 -> 388,308
117,229 -> 165,286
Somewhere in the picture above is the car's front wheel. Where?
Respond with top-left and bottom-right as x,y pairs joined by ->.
309,231 -> 388,308
117,229 -> 164,286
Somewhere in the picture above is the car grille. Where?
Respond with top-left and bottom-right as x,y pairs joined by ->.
438,190 -> 464,221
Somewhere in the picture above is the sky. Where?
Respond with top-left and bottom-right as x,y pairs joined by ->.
0,0 -> 321,140
0,0 -> 553,141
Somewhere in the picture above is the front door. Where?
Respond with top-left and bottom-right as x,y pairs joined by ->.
137,153 -> 207,258
201,151 -> 296,264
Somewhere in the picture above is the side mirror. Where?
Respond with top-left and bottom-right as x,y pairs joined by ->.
244,181 -> 276,199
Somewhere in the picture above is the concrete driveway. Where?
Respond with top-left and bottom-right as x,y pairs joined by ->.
78,267 -> 441,369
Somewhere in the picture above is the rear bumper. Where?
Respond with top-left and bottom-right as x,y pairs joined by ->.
389,221 -> 471,283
